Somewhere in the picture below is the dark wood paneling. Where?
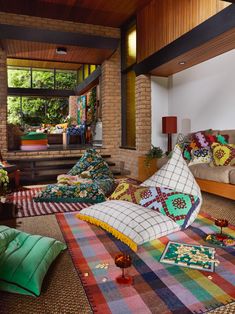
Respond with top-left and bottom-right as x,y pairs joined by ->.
134,4 -> 235,76
137,0 -> 230,63
0,24 -> 119,50
3,40 -> 113,64
0,0 -> 152,27
150,28 -> 235,77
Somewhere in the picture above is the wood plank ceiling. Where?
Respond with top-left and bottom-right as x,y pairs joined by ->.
0,0 -> 152,27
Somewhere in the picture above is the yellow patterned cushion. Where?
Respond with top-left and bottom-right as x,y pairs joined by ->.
211,143 -> 235,166
109,182 -> 148,204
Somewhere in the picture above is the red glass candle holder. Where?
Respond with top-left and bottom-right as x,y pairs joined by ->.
114,253 -> 132,284
215,219 -> 228,241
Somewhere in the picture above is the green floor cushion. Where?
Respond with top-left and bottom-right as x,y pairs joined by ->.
0,225 -> 66,296
34,181 -> 106,203
21,132 -> 47,140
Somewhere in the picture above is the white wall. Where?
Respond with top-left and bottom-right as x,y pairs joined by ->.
168,49 -> 235,132
151,49 -> 235,150
151,76 -> 169,150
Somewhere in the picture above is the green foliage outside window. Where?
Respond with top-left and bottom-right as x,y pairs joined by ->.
32,69 -> 54,89
8,68 -> 31,88
55,70 -> 77,89
8,96 -> 69,126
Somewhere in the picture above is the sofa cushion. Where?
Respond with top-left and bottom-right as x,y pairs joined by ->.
229,170 -> 235,185
189,163 -> 235,184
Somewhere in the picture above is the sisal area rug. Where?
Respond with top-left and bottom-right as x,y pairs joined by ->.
56,211 -> 235,314
7,188 -> 91,217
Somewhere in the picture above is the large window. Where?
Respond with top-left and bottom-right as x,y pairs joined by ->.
121,21 -> 137,148
8,66 -> 77,90
8,96 -> 69,126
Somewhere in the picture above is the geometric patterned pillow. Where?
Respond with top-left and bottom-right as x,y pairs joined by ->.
141,145 -> 202,228
109,182 -> 148,204
193,131 -> 211,148
188,147 -> 212,166
139,186 -> 200,228
206,134 -> 229,145
211,143 -> 235,166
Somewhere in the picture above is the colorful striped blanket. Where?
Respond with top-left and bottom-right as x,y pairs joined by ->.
56,211 -> 235,314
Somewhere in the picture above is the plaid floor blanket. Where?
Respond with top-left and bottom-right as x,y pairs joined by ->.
7,188 -> 91,217
56,211 -> 235,314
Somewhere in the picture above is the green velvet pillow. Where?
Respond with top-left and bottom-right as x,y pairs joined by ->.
0,225 -> 66,296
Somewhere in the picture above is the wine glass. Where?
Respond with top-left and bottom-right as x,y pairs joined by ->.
215,218 -> 228,241
114,253 -> 132,284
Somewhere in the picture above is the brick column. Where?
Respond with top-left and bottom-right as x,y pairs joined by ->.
135,74 -> 151,153
101,49 -> 121,150
0,49 -> 8,156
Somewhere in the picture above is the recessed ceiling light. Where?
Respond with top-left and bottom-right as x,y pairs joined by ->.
56,47 -> 67,55
178,61 -> 186,65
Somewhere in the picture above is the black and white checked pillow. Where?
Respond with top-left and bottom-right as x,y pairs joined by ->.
141,145 -> 202,227
78,200 -> 180,250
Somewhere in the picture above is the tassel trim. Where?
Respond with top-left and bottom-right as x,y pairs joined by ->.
76,214 -> 138,252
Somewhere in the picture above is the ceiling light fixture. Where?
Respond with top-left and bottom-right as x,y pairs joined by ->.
178,61 -> 186,65
56,47 -> 67,55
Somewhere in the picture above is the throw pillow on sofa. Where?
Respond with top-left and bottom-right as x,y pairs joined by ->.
188,147 -> 212,166
211,143 -> 235,166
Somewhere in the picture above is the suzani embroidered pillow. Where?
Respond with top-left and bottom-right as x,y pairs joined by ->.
188,147 -> 212,166
211,143 -> 235,166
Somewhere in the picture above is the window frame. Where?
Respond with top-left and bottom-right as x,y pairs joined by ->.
121,18 -> 137,149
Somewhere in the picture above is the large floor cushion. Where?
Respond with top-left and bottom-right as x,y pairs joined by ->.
77,200 -> 180,251
0,225 -> 66,296
34,149 -> 115,203
34,182 -> 106,203
189,163 -> 235,184
141,145 -> 202,228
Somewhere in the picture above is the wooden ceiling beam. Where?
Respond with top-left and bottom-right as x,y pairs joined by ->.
0,24 -> 119,50
134,4 -> 235,76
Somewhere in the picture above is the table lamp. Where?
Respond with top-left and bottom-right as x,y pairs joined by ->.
162,116 -> 177,153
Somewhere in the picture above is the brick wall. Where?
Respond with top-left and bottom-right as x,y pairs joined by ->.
101,48 -> 152,178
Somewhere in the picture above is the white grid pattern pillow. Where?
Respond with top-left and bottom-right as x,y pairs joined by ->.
77,200 -> 180,250
141,145 -> 202,227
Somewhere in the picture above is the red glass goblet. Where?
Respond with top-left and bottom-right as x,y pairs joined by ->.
215,219 -> 228,241
114,253 -> 132,284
